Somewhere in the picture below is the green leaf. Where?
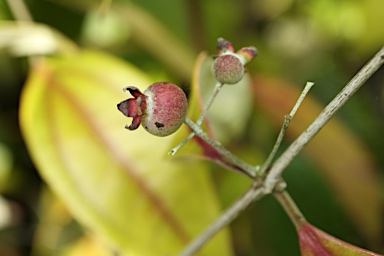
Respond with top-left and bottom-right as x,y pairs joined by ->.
298,222 -> 382,256
19,50 -> 232,255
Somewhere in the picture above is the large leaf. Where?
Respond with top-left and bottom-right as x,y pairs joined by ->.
19,50 -> 232,255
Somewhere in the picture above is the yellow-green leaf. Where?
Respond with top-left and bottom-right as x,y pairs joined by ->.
20,50 -> 232,255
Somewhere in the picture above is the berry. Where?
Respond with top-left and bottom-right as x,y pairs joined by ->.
212,54 -> 244,84
117,82 -> 188,137
212,38 -> 258,85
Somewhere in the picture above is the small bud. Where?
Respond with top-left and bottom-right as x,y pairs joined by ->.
212,54 -> 244,84
117,82 -> 188,136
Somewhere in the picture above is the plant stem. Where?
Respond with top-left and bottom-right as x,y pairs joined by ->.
179,82 -> 314,253
289,82 -> 314,117
184,118 -> 256,178
196,82 -> 224,125
263,46 -> 384,193
168,132 -> 196,155
179,181 -> 264,256
169,82 -> 224,155
180,46 -> 384,253
258,82 -> 314,175
274,188 -> 306,229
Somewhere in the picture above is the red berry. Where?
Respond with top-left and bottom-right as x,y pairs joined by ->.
117,82 -> 188,137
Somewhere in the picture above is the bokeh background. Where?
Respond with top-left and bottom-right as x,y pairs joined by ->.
0,0 -> 383,255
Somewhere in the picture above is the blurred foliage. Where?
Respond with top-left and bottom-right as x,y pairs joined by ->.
20,50 -> 231,255
0,0 -> 383,255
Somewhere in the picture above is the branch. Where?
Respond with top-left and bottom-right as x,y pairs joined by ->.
179,181 -> 264,256
184,117 -> 256,178
179,46 -> 384,255
274,188 -> 306,230
169,82 -> 224,155
263,46 -> 384,193
258,82 -> 314,175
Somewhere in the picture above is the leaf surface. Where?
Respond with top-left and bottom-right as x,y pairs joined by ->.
299,222 -> 382,256
20,50 -> 232,255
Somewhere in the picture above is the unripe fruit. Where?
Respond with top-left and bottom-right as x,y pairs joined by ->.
212,38 -> 258,85
117,82 -> 188,137
212,54 -> 244,84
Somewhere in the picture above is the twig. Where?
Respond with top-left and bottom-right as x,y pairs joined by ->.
289,82 -> 314,117
179,46 -> 384,255
179,181 -> 264,256
184,118 -> 256,178
263,46 -> 384,193
258,82 -> 314,175
169,82 -> 224,155
178,80 -> 314,255
179,178 -> 305,256
196,82 -> 224,125
274,188 -> 306,230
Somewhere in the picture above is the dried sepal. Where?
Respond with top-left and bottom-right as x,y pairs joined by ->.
237,46 -> 258,65
216,38 -> 234,54
117,82 -> 188,136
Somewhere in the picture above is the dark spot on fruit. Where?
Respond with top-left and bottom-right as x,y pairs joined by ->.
155,122 -> 164,129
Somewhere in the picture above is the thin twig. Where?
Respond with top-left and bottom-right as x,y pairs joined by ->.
179,46 -> 384,255
168,132 -> 195,155
196,82 -> 224,125
169,82 -> 224,155
178,81 -> 314,255
258,82 -> 314,175
289,82 -> 314,117
263,46 -> 384,193
184,118 -> 256,178
179,181 -> 264,256
274,188 -> 306,230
